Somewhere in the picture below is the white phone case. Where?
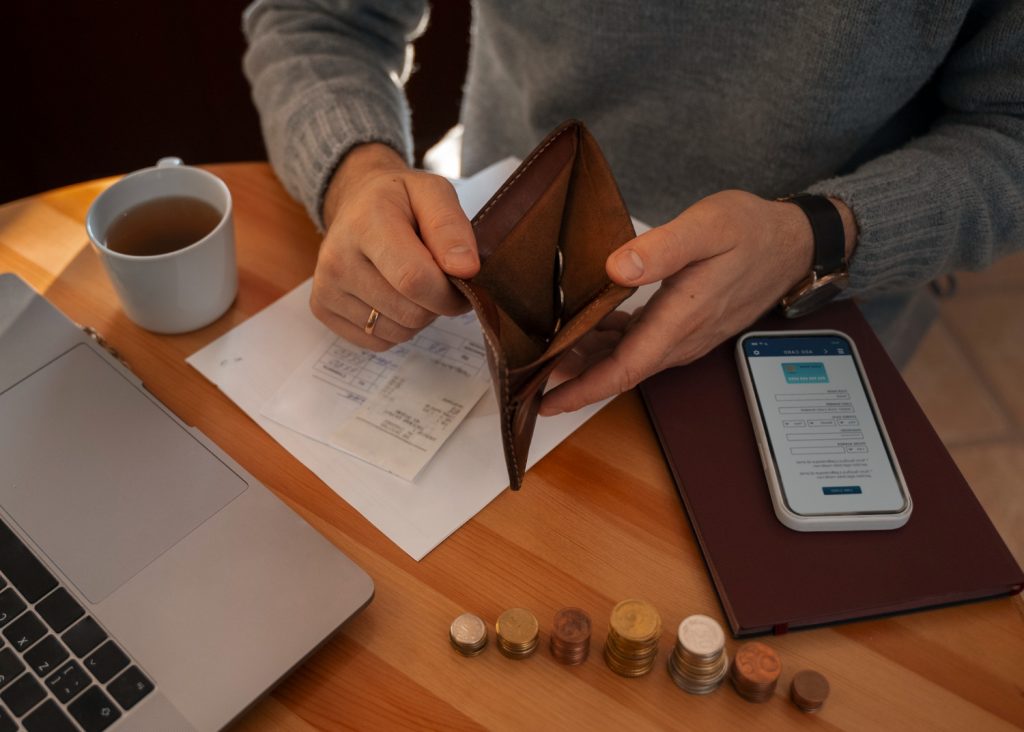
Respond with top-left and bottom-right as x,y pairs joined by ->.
735,329 -> 912,532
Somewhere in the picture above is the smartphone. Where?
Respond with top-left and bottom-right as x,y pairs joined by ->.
735,330 -> 911,531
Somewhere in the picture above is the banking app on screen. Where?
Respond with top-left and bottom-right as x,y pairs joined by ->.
742,335 -> 906,516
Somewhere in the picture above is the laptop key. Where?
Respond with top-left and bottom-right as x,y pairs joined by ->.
62,616 -> 107,658
0,648 -> 25,690
45,660 -> 90,704
2,611 -> 46,654
0,520 -> 58,604
84,641 -> 129,684
0,706 -> 14,732
25,635 -> 69,677
23,699 -> 76,732
1,672 -> 45,716
35,588 -> 84,634
68,686 -> 121,732
108,665 -> 154,710
0,589 -> 26,630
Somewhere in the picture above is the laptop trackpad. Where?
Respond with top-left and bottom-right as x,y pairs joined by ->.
0,345 -> 247,603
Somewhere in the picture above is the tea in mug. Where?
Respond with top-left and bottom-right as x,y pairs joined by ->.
105,196 -> 222,257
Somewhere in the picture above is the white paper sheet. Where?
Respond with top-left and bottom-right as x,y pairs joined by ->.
187,159 -> 653,560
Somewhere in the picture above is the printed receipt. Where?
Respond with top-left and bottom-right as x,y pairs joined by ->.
261,312 -> 491,480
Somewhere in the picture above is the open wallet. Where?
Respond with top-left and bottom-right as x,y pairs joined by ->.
452,119 -> 637,490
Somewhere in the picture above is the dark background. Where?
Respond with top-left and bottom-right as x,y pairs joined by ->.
1,1 -> 470,204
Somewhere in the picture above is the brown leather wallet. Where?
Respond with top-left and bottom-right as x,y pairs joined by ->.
452,120 -> 637,490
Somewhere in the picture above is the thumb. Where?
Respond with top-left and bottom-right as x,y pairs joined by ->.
606,207 -> 723,286
407,174 -> 480,278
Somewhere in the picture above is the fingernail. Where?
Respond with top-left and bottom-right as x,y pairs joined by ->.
444,245 -> 476,271
612,250 -> 644,281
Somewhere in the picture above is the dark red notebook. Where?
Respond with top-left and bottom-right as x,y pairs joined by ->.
639,300 -> 1023,636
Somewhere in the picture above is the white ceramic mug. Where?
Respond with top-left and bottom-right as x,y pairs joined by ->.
86,158 -> 237,333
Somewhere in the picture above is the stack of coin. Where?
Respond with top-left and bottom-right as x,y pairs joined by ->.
666,614 -> 729,694
730,641 -> 782,702
790,669 -> 830,712
495,608 -> 540,659
603,599 -> 662,677
550,607 -> 591,665
449,612 -> 488,657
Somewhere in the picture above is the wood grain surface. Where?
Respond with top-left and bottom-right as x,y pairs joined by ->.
2,164 -> 1022,731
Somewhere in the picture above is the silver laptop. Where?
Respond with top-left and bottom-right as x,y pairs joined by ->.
0,273 -> 373,731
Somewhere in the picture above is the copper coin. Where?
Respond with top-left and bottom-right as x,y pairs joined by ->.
791,669 -> 830,711
552,607 -> 591,644
733,641 -> 781,685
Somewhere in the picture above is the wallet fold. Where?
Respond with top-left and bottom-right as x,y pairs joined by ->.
453,120 -> 637,490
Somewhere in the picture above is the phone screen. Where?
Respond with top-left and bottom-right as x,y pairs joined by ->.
740,333 -> 908,516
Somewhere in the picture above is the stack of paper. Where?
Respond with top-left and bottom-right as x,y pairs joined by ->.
188,160 -> 653,560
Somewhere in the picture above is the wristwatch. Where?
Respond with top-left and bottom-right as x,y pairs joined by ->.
778,194 -> 849,318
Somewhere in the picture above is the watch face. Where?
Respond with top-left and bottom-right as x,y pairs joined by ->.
782,276 -> 848,318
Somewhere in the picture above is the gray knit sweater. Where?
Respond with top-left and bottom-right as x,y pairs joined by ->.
243,0 -> 1023,301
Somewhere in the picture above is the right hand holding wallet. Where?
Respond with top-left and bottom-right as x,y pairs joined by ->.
452,120 -> 637,490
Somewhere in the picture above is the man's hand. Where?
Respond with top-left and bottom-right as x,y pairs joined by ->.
312,143 -> 477,350
540,190 -> 857,415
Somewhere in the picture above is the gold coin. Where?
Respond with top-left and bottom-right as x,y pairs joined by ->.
609,599 -> 661,642
496,608 -> 539,646
603,645 -> 656,677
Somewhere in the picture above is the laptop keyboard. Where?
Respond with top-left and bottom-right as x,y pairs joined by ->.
0,519 -> 154,731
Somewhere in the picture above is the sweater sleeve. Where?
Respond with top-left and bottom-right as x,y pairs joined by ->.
243,0 -> 429,229
807,2 -> 1024,296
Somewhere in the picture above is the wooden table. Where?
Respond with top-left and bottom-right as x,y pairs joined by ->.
2,164 -> 1022,731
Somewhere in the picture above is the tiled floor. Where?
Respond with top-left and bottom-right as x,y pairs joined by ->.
901,250 -> 1024,566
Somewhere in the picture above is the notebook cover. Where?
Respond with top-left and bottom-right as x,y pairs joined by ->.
639,300 -> 1024,636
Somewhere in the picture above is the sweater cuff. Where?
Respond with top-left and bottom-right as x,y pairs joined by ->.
275,85 -> 412,231
806,149 -> 961,296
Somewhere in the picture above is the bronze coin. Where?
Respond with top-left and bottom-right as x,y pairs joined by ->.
791,669 -> 830,710
552,607 -> 592,644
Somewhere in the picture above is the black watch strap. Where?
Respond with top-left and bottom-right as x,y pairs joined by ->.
782,194 -> 845,275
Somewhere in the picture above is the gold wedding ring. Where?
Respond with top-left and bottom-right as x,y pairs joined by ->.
364,307 -> 381,336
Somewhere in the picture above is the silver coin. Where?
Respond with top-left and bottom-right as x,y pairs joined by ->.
678,614 -> 725,657
450,612 -> 487,646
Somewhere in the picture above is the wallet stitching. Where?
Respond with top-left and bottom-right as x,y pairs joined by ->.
465,122 -> 575,485
473,124 -> 574,226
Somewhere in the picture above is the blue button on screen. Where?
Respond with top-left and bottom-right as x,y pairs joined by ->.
823,486 -> 863,495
